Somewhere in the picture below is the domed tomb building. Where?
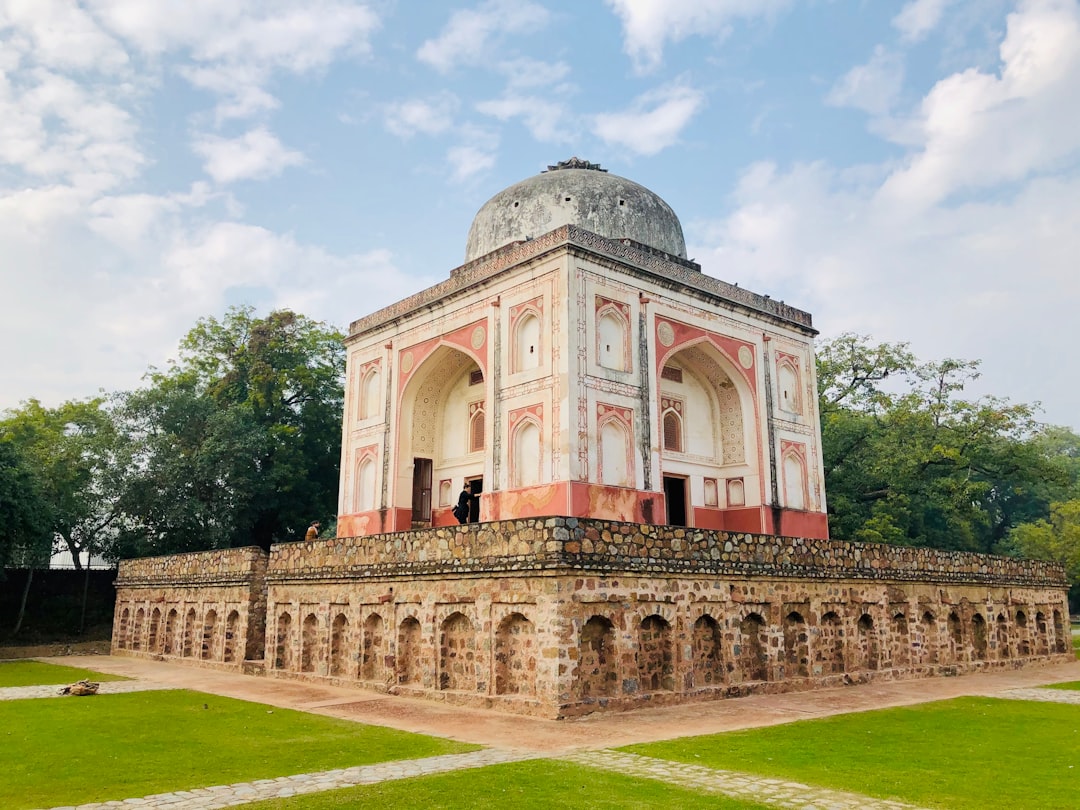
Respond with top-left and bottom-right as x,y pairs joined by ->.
338,159 -> 828,538
112,159 -> 1072,719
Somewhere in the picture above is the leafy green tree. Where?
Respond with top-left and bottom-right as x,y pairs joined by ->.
817,334 -> 1071,553
1008,500 -> 1080,611
0,398 -> 123,569
0,438 -> 50,569
116,308 -> 344,553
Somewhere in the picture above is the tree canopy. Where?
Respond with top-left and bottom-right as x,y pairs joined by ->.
113,307 -> 345,555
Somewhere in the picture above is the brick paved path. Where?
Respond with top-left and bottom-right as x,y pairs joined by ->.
40,749 -> 541,810
562,750 -> 930,810
998,687 -> 1080,705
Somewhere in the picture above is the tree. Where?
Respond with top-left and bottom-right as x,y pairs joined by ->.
116,308 -> 344,553
1008,500 -> 1080,611
0,398 -> 123,569
0,439 -> 49,569
817,334 -> 1070,553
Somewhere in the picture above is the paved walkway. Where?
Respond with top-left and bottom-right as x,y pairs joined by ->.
43,749 -> 541,810
998,687 -> 1080,705
563,750 -> 929,810
12,655 -> 1080,810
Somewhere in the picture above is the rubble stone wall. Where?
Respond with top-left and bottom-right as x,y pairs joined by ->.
112,547 -> 268,668
111,520 -> 1071,717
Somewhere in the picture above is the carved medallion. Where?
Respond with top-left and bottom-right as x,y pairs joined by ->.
738,346 -> 753,369
657,321 -> 675,347
471,325 -> 486,349
400,351 -> 414,374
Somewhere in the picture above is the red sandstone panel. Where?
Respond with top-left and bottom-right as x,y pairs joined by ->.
772,509 -> 830,540
485,483 -> 570,519
720,506 -> 767,534
568,483 -> 664,524
692,507 -> 726,530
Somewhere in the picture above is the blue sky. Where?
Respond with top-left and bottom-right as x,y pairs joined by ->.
2,0 -> 1078,430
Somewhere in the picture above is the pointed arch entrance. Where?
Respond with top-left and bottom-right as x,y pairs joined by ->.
396,344 -> 486,528
657,340 -> 758,528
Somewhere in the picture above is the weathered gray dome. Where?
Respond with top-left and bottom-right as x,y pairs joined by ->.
465,158 -> 686,263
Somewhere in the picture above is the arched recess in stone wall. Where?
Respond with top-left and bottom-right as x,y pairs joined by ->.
511,416 -> 542,489
396,345 -> 484,521
330,613 -> 349,676
816,611 -> 844,675
359,366 -> 381,420
891,613 -> 910,668
494,612 -> 536,696
132,607 -> 145,651
148,608 -> 161,654
1015,610 -> 1030,656
1035,611 -> 1049,656
512,307 -> 542,373
971,614 -> 987,661
355,455 -> 377,513
182,608 -> 197,657
439,611 -> 476,691
118,608 -> 130,649
737,613 -> 768,682
783,611 -> 809,678
363,613 -> 386,681
164,609 -> 178,655
202,609 -> 218,660
224,610 -> 240,663
578,615 -> 617,698
692,613 -> 724,687
638,614 -> 674,692
947,612 -> 964,662
301,613 -> 320,673
597,303 -> 630,372
397,617 -> 422,685
996,613 -> 1010,660
917,611 -> 938,664
856,614 -> 879,671
1053,610 -> 1067,653
275,612 -> 293,670
598,413 -> 633,487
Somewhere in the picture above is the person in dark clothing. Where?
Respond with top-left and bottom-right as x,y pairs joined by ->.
453,482 -> 472,524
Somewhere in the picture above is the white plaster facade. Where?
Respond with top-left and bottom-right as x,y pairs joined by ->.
338,161 -> 828,538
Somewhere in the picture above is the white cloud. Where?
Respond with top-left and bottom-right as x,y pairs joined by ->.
827,46 -> 905,117
384,94 -> 459,138
893,0 -> 952,43
192,128 -> 306,184
593,84 -> 705,155
880,0 -> 1080,207
604,0 -> 793,72
476,95 -> 575,143
497,57 -> 571,89
447,145 -> 497,183
417,0 -> 550,73
89,0 -> 380,121
0,0 -> 130,73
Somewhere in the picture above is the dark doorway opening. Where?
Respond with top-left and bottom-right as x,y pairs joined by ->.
466,477 -> 483,523
663,475 -> 687,526
412,458 -> 432,522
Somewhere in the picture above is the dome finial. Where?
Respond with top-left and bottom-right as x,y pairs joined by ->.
544,157 -> 607,173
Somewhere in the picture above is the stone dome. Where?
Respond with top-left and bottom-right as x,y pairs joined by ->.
465,158 -> 687,263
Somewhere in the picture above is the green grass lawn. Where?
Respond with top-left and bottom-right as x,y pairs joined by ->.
0,659 -> 127,688
622,697 -> 1080,810
0,690 -> 477,809
242,759 -> 770,809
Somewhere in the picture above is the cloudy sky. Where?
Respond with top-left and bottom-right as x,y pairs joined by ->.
2,0 -> 1078,429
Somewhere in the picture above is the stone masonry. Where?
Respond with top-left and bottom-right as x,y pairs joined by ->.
113,518 -> 1071,718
